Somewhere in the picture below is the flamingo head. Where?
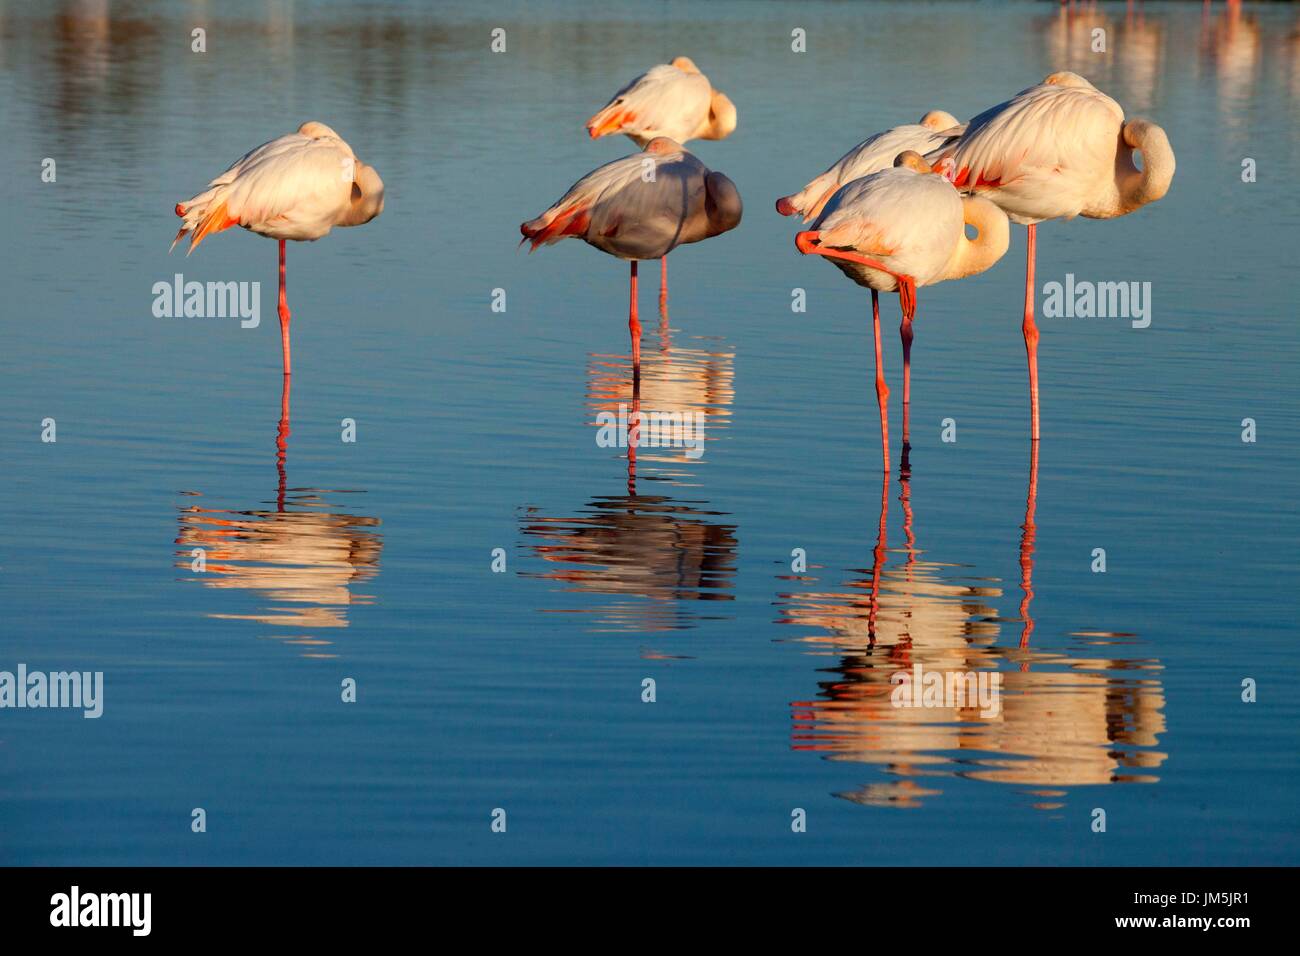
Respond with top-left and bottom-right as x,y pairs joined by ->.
893,150 -> 932,174
704,171 -> 743,239
340,161 -> 385,227
918,110 -> 960,132
704,90 -> 737,140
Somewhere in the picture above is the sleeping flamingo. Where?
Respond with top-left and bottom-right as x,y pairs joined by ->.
794,152 -> 1009,472
775,110 -> 964,221
171,121 -> 385,377
586,57 -> 737,312
926,72 -> 1175,440
520,137 -> 742,371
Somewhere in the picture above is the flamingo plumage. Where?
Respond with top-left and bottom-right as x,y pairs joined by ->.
926,72 -> 1175,441
795,153 -> 1009,472
586,57 -> 737,314
775,110 -> 965,222
521,137 -> 742,371
171,121 -> 385,377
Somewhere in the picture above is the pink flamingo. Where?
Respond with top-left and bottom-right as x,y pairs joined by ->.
794,153 -> 1009,472
927,72 -> 1175,440
172,121 -> 385,377
520,137 -> 742,371
586,57 -> 737,313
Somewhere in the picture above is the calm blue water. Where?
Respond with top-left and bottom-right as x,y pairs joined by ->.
1,0 -> 1297,865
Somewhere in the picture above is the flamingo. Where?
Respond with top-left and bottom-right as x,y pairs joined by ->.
775,110 -> 965,221
926,72 -> 1175,440
171,121 -> 385,377
794,152 -> 1009,472
520,137 -> 742,371
586,57 -> 737,312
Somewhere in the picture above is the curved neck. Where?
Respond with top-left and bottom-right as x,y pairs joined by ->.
1115,119 -> 1175,215
699,92 -> 736,141
940,196 -> 1009,282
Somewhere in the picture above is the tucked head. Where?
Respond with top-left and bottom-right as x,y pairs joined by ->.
704,171 -> 743,238
893,150 -> 932,174
644,137 -> 682,155
1042,71 -> 1094,89
918,110 -> 960,131
671,56 -> 700,73
341,161 -> 385,226
298,120 -> 344,142
707,90 -> 738,140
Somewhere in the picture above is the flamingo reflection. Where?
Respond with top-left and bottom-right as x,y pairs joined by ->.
175,375 -> 382,649
780,444 -> 1165,804
518,347 -> 737,632
1200,0 -> 1261,130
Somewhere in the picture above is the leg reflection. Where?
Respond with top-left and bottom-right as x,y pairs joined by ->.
1019,440 -> 1039,652
626,364 -> 641,497
276,372 -> 291,512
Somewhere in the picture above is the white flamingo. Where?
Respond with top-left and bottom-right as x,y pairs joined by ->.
794,153 -> 1009,472
521,138 -> 742,371
926,72 -> 1175,440
172,121 -> 385,376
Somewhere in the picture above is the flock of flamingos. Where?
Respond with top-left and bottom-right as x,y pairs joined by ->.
171,57 -> 1174,474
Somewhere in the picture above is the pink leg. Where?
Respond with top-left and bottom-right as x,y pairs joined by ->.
1023,223 -> 1040,441
659,256 -> 668,314
872,289 -> 890,473
898,278 -> 916,446
278,239 -> 292,377
629,260 -> 641,370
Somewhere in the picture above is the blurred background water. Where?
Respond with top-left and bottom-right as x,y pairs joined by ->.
0,0 -> 1297,865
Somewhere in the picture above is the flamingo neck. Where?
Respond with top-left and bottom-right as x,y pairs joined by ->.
940,195 -> 1010,282
1115,119 -> 1175,216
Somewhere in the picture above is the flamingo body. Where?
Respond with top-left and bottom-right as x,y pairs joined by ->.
776,111 -> 964,221
586,57 -> 736,146
929,72 -> 1174,223
810,166 -> 965,293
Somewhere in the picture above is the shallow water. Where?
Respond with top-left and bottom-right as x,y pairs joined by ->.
1,0 -> 1297,865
